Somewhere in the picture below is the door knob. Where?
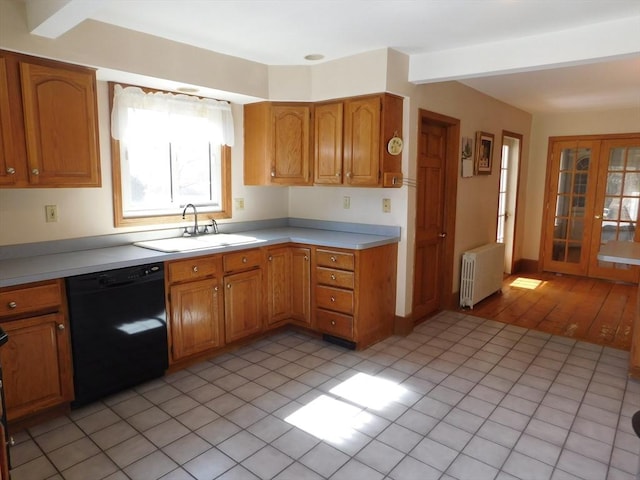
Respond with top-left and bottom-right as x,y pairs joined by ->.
438,232 -> 447,238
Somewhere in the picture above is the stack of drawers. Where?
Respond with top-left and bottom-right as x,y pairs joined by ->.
314,248 -> 356,340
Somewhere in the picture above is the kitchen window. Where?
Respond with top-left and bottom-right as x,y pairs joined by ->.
109,83 -> 234,227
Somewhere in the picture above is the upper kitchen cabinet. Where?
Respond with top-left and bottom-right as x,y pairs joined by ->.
244,102 -> 312,186
0,50 -> 101,188
315,93 -> 404,187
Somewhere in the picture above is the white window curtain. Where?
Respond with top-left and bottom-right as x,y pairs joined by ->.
110,84 -> 235,146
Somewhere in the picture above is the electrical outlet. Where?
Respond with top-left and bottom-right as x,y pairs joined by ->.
234,198 -> 245,210
45,205 -> 58,222
343,196 -> 351,209
382,198 -> 391,213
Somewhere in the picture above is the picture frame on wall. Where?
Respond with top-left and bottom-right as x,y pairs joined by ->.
475,131 -> 494,175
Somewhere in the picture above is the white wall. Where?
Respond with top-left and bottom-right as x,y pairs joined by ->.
0,0 -> 535,321
523,107 -> 640,260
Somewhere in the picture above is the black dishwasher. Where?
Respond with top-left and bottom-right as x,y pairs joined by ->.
66,263 -> 168,407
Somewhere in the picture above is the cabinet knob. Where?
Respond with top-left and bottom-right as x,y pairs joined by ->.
331,320 -> 336,326
214,286 -> 219,292
330,296 -> 336,302
192,265 -> 199,273
57,324 -> 65,330
335,172 -> 340,177
227,283 -> 231,289
304,255 -> 309,261
7,301 -> 17,309
330,274 -> 336,280
6,167 -> 15,175
268,255 -> 273,261
32,168 -> 40,175
345,172 -> 352,178
270,169 -> 276,177
8,437 -> 15,447
242,257 -> 248,263
330,256 -> 337,262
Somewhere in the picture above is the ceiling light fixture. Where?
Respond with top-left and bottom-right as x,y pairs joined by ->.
304,54 -> 324,61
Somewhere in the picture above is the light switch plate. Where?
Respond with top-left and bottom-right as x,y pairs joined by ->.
45,205 -> 58,222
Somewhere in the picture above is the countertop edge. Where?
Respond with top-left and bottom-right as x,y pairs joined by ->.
0,228 -> 400,288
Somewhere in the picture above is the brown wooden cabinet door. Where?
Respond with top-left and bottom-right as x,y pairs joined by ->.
265,247 -> 291,327
314,102 -> 343,185
0,313 -> 73,421
224,269 -> 263,343
20,61 -> 100,187
169,278 -> 223,362
0,56 -> 20,186
291,247 -> 311,326
271,105 -> 311,185
343,96 -> 381,186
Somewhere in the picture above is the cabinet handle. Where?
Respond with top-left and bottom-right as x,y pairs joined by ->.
6,167 -> 15,175
331,320 -> 336,326
330,256 -> 337,262
57,324 -> 65,330
330,296 -> 336,302
32,168 -> 39,175
192,265 -> 199,273
7,301 -> 17,309
330,274 -> 336,280
242,257 -> 248,263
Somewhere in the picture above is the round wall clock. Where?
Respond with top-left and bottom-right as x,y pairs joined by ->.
387,136 -> 403,155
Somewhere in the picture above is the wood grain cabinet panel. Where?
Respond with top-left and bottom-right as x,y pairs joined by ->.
0,50 -> 101,188
313,244 -> 397,349
265,245 -> 311,328
224,268 -> 263,343
244,102 -> 312,186
166,256 -> 224,364
0,279 -> 73,423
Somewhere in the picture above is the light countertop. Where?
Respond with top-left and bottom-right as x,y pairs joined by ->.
0,224 -> 400,288
597,241 -> 640,266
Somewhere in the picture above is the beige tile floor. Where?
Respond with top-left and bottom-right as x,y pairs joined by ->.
8,311 -> 640,480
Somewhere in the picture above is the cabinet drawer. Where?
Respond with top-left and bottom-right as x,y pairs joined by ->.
0,281 -> 61,318
316,249 -> 355,271
316,267 -> 354,289
223,249 -> 262,273
316,309 -> 354,339
168,256 -> 220,283
315,285 -> 354,314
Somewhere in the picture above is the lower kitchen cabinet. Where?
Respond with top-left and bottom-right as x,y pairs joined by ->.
265,245 -> 311,328
224,249 -> 264,343
0,279 -> 73,422
313,243 -> 397,349
167,256 -> 224,363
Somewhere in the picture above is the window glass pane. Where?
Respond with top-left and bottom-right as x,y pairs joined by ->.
560,149 -> 574,170
628,147 -> 640,170
623,172 -> 640,195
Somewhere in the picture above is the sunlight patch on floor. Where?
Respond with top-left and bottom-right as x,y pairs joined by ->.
285,372 -> 408,444
510,277 -> 543,290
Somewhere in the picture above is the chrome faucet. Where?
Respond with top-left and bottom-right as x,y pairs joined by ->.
182,203 -> 199,236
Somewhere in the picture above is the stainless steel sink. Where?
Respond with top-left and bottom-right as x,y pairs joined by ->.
134,234 -> 258,252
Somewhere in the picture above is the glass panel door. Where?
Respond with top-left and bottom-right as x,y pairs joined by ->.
543,140 -> 599,276
588,139 -> 640,282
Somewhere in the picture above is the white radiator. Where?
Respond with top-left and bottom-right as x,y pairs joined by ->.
460,242 -> 505,308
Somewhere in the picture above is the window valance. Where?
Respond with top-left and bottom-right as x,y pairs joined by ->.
110,84 -> 235,146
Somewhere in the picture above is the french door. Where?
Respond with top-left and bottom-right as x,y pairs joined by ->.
542,134 -> 640,283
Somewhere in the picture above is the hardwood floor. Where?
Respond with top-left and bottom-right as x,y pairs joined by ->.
463,272 -> 636,351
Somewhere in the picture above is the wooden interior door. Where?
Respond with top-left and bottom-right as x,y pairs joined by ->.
413,110 -> 458,320
542,139 -> 600,276
542,134 -> 640,282
588,137 -> 640,282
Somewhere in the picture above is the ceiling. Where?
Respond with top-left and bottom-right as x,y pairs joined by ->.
23,0 -> 640,114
